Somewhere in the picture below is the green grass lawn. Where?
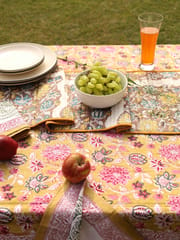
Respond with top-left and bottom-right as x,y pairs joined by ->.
0,0 -> 179,45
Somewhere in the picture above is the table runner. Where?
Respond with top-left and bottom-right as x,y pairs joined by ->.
0,69 -> 179,138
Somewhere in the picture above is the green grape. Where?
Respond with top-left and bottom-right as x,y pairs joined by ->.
77,79 -> 85,86
115,76 -> 121,84
77,62 -> 124,96
93,89 -> 103,95
106,82 -> 115,88
90,78 -> 97,84
91,70 -> 102,78
86,86 -> 93,94
80,75 -> 89,83
88,82 -> 95,89
79,87 -> 86,92
91,66 -> 108,76
88,72 -> 99,80
96,83 -> 103,91
107,71 -> 118,80
108,88 -> 114,94
111,81 -> 120,89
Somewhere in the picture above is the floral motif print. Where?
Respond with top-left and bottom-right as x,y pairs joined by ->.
132,181 -> 144,189
92,148 -> 113,164
150,159 -> 165,172
89,182 -> 104,194
43,144 -> 71,161
155,214 -> 174,228
1,185 -> 15,200
30,194 -> 53,216
90,136 -> 103,147
100,166 -> 130,185
25,174 -> 48,193
138,189 -> 151,199
30,153 -> 44,172
16,214 -> 34,231
168,195 -> 180,214
155,172 -> 179,191
1,184 -> 13,192
148,135 -> 168,143
159,144 -> 180,162
3,192 -> 16,201
0,225 -> 9,234
38,129 -> 57,142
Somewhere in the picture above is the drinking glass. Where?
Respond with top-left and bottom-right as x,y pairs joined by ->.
138,12 -> 163,71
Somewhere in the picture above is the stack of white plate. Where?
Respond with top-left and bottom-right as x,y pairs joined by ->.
0,42 -> 57,86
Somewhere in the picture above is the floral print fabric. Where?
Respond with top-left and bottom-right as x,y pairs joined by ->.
0,45 -> 179,240
0,127 -> 179,239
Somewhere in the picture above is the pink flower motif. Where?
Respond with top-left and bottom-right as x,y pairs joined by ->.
108,194 -> 119,201
135,167 -> 142,173
121,195 -> 131,203
100,166 -> 130,185
89,182 -> 104,194
138,189 -> 151,199
9,168 -> 18,175
118,145 -> 127,152
32,144 -> 40,149
168,195 -> 180,214
154,193 -> 163,201
30,194 -> 53,215
29,178 -> 39,189
1,184 -> 13,192
99,46 -> 115,52
43,144 -> 71,161
150,159 -> 165,172
155,214 -> 173,228
147,144 -> 155,149
76,143 -> 84,149
0,170 -> 4,182
30,160 -> 44,172
0,225 -> 9,234
18,194 -> 28,201
90,136 -> 103,147
4,192 -> 16,200
132,181 -> 144,189
159,144 -> 180,162
16,214 -> 33,231
94,151 -> 104,161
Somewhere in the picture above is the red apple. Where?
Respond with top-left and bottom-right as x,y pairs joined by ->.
0,135 -> 18,161
62,153 -> 91,183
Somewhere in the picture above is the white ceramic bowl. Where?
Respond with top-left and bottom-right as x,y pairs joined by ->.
74,69 -> 128,108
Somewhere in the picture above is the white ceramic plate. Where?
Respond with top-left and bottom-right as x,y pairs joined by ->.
0,44 -> 57,85
0,43 -> 45,73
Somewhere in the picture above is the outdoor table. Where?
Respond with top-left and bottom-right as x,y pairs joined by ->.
0,45 -> 179,240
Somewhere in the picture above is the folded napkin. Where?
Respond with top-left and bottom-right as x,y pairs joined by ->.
35,181 -> 144,240
0,69 -> 179,136
0,99 -> 30,140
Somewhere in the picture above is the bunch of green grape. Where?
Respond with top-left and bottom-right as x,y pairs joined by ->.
76,63 -> 123,95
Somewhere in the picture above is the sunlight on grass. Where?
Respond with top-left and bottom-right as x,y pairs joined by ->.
0,0 -> 179,45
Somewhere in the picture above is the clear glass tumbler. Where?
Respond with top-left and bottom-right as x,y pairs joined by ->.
138,12 -> 163,71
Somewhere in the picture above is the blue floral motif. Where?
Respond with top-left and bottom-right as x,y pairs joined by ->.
14,94 -> 32,105
141,99 -> 158,109
40,99 -> 53,110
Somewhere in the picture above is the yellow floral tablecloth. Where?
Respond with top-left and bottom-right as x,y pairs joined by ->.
0,45 -> 179,240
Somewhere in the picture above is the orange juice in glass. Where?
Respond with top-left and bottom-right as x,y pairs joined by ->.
138,13 -> 163,71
